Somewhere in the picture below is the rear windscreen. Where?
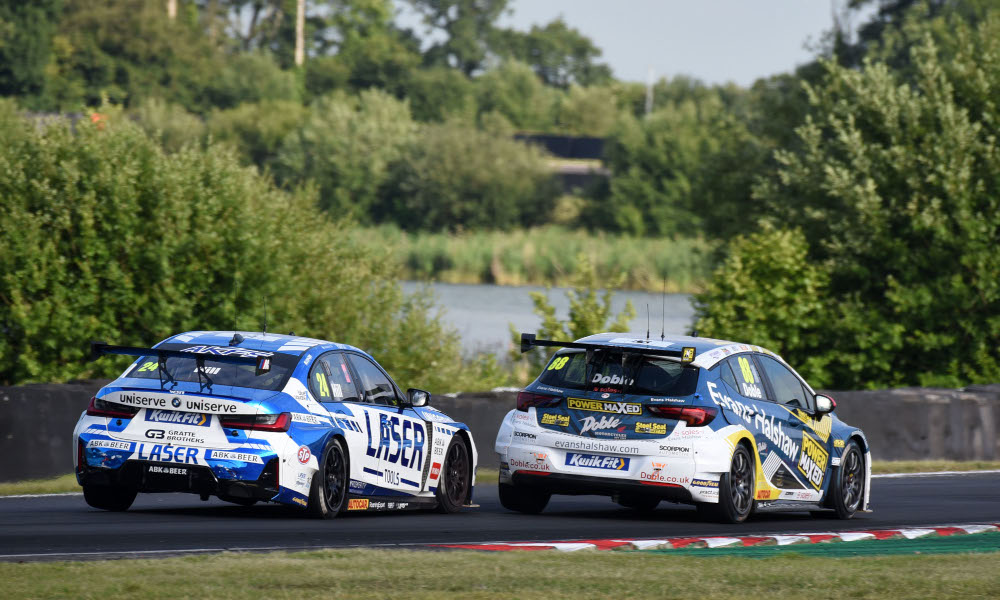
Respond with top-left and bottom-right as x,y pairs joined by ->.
125,345 -> 298,391
538,350 -> 700,397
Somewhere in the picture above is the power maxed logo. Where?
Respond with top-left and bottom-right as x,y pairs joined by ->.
144,410 -> 212,427
564,453 -> 630,471
567,398 -> 642,415
797,432 -> 829,490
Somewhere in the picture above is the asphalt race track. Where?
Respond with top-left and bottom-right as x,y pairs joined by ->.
1,472 -> 998,561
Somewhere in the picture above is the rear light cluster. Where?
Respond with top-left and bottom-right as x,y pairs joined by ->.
86,396 -> 138,419
646,405 -> 717,427
516,391 -> 562,412
219,412 -> 291,432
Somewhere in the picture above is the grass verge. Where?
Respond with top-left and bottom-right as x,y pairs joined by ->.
2,547 -> 998,599
0,473 -> 79,496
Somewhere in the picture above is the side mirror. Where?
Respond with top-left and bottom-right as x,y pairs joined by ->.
815,394 -> 836,415
407,388 -> 430,407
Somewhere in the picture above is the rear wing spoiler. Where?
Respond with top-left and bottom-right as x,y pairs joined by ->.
519,333 -> 696,363
89,342 -> 273,373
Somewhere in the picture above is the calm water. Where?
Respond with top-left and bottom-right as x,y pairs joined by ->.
400,281 -> 695,356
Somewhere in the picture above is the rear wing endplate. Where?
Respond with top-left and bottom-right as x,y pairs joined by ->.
519,333 -> 696,363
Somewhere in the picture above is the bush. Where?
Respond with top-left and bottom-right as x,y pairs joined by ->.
702,16 -> 1000,389
207,100 -> 308,170
129,97 -> 206,154
379,121 -> 559,231
275,89 -> 416,220
0,101 -> 498,392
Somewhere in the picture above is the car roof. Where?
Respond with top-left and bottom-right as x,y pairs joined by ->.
571,332 -> 783,370
157,330 -> 369,359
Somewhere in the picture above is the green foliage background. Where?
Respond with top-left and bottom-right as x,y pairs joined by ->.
0,101 -> 500,390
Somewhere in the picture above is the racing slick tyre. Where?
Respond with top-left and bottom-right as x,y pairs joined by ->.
698,444 -> 755,524
830,440 -> 864,519
307,438 -> 348,519
498,482 -> 551,514
436,436 -> 471,513
616,495 -> 660,514
83,483 -> 138,512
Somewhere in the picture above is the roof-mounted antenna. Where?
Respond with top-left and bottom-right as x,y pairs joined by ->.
232,279 -> 239,333
646,304 -> 650,340
660,276 -> 667,341
262,297 -> 267,335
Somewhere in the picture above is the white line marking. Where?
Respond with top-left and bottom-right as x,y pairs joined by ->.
0,492 -> 82,499
873,469 -> 1000,478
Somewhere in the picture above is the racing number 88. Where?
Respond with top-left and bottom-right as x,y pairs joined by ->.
547,356 -> 570,371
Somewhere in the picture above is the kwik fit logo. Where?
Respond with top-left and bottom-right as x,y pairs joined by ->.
144,410 -> 212,427
565,453 -> 630,470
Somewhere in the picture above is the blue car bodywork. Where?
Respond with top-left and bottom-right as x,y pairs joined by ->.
74,331 -> 477,515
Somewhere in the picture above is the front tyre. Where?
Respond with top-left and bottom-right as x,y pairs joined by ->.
498,482 -> 550,514
307,438 -> 348,519
436,436 -> 471,513
83,483 -> 137,512
831,441 -> 865,519
699,444 -> 755,523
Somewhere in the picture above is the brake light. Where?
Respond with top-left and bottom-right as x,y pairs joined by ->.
219,412 -> 291,432
646,405 -> 717,426
86,396 -> 138,419
516,391 -> 561,412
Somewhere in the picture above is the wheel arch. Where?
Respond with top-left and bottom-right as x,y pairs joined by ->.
451,428 -> 475,504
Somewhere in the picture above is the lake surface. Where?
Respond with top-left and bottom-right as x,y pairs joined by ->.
400,281 -> 694,356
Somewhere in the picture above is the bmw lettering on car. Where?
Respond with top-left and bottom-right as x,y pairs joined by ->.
74,331 -> 477,518
495,333 -> 870,523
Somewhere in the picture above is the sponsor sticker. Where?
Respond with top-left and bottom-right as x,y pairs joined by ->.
540,413 -> 570,427
291,413 -> 328,425
567,398 -> 642,415
635,421 -> 668,435
147,465 -> 187,476
144,410 -> 212,427
554,439 -> 640,455
513,431 -> 537,440
292,497 -> 308,506
510,458 -> 551,471
659,444 -> 690,454
210,451 -> 263,463
833,438 -> 845,448
430,462 -> 442,480
297,446 -> 311,464
797,432 -> 829,490
564,453 -> 630,471
579,415 -> 623,435
691,478 -> 719,488
87,439 -> 132,451
347,498 -> 369,511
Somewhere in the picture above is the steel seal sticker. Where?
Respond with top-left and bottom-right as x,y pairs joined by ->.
540,413 -> 570,426
564,453 -> 630,471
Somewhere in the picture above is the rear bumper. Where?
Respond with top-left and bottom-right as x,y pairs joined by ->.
511,470 -> 693,503
77,458 -> 280,500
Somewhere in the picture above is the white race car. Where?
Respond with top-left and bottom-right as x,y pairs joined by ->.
75,331 -> 477,517
495,333 -> 871,523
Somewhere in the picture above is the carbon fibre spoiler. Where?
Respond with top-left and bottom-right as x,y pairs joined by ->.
89,341 -> 273,372
519,333 -> 696,363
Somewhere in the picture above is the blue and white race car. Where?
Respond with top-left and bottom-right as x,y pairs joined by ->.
495,333 -> 870,523
74,331 -> 477,518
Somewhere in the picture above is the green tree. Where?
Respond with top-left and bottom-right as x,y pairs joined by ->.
474,60 -> 558,131
491,18 -> 612,88
0,100 -> 498,392
406,0 -> 508,75
509,253 -> 636,372
0,0 -> 62,103
703,15 -> 1000,389
274,89 -> 417,219
379,120 -> 558,231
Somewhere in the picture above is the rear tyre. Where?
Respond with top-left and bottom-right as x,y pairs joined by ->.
616,495 -> 660,514
83,484 -> 137,512
307,438 -> 348,519
498,482 -> 550,514
830,441 -> 865,519
699,444 -> 755,524
436,436 -> 471,513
